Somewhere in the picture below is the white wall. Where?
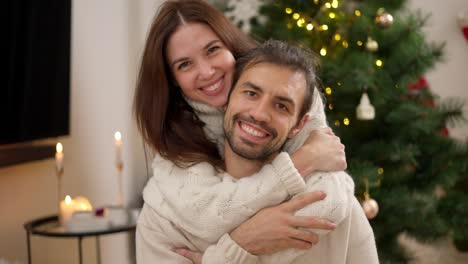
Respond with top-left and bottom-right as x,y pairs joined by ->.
1,0 -> 466,263
409,0 -> 468,139
0,0 -> 163,263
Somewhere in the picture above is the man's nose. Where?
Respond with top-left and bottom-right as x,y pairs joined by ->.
197,60 -> 215,80
248,100 -> 271,123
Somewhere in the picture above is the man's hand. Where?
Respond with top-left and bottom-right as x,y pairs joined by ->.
174,248 -> 202,264
230,191 -> 336,255
292,127 -> 346,176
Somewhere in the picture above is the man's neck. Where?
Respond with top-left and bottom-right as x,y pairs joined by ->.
223,140 -> 276,179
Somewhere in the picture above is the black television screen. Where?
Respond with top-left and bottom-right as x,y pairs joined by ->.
3,0 -> 71,145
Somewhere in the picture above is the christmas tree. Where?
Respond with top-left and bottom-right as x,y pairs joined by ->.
223,0 -> 468,263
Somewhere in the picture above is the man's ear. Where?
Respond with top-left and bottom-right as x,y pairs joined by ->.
288,114 -> 310,139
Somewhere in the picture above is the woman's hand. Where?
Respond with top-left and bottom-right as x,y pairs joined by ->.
291,127 -> 346,176
230,191 -> 336,255
174,248 -> 202,264
175,191 -> 336,261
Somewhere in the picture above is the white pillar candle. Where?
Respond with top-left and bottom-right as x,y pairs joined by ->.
59,195 -> 74,226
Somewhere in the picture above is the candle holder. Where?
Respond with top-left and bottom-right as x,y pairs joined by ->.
56,167 -> 64,225
116,161 -> 124,206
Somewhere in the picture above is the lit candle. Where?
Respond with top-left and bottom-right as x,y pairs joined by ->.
114,131 -> 122,167
59,195 -> 93,226
59,195 -> 74,226
55,142 -> 64,172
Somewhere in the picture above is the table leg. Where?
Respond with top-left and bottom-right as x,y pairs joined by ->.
26,232 -> 32,264
96,236 -> 101,264
78,237 -> 83,264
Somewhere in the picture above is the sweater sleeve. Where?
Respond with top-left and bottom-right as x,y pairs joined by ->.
144,152 -> 306,243
293,171 -> 355,236
283,90 -> 329,154
202,234 -> 259,264
136,204 -> 194,264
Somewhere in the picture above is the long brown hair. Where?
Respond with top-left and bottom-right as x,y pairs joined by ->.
133,0 -> 256,168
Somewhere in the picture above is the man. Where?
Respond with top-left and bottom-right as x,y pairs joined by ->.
177,40 -> 379,263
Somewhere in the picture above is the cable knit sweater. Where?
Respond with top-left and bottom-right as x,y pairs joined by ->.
136,93 -> 378,263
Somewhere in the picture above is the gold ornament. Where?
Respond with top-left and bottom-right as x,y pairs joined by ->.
375,11 -> 394,28
365,37 -> 379,52
362,197 -> 379,219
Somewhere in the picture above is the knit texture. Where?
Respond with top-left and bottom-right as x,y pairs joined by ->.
137,91 -> 378,263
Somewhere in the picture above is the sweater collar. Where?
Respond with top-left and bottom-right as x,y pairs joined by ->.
184,96 -> 224,115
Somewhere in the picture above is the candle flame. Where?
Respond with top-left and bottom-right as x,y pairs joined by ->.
65,195 -> 72,204
114,131 -> 122,141
56,142 -> 63,153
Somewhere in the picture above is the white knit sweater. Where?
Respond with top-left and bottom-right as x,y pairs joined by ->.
136,93 -> 378,263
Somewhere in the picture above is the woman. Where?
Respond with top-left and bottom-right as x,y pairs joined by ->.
134,0 -> 347,263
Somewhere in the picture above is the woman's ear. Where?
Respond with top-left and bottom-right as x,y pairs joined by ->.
288,114 -> 310,139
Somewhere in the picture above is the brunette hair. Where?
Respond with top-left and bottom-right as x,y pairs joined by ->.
231,40 -> 320,119
133,0 -> 256,168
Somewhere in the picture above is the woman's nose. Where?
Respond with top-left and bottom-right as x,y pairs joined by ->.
197,60 -> 215,80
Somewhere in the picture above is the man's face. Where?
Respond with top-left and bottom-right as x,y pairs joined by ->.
224,62 -> 307,161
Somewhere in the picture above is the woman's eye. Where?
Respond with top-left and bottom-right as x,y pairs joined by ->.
177,61 -> 191,70
207,46 -> 220,54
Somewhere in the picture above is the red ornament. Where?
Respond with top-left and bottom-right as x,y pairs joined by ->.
440,127 -> 450,137
408,77 -> 428,90
458,10 -> 468,42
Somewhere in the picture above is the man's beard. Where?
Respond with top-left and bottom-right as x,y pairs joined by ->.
224,113 -> 282,161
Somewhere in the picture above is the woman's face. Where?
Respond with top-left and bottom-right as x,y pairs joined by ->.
166,23 -> 236,107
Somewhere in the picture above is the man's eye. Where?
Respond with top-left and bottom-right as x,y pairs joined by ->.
245,90 -> 257,97
276,103 -> 288,111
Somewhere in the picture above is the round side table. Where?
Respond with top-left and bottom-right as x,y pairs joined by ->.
24,214 -> 136,264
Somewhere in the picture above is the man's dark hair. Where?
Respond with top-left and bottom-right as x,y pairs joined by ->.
231,39 -> 320,118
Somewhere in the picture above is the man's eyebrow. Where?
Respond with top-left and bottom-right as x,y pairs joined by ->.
170,40 -> 221,68
242,81 -> 295,107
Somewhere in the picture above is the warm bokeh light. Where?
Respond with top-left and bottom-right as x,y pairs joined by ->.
65,195 -> 72,204
329,12 -> 336,19
320,24 -> 329,31
343,118 -> 350,126
357,40 -> 363,46
297,18 -> 305,27
285,8 -> 292,14
335,120 -> 341,126
325,2 -> 331,8
332,0 -> 339,8
328,104 -> 334,110
334,33 -> 342,41
293,13 -> 300,20
325,87 -> 332,95
342,40 -> 349,48
320,47 -> 327,56
376,59 -> 383,67
355,10 -> 361,17
306,23 -> 314,30
56,142 -> 63,153
114,131 -> 122,141
378,168 -> 384,175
